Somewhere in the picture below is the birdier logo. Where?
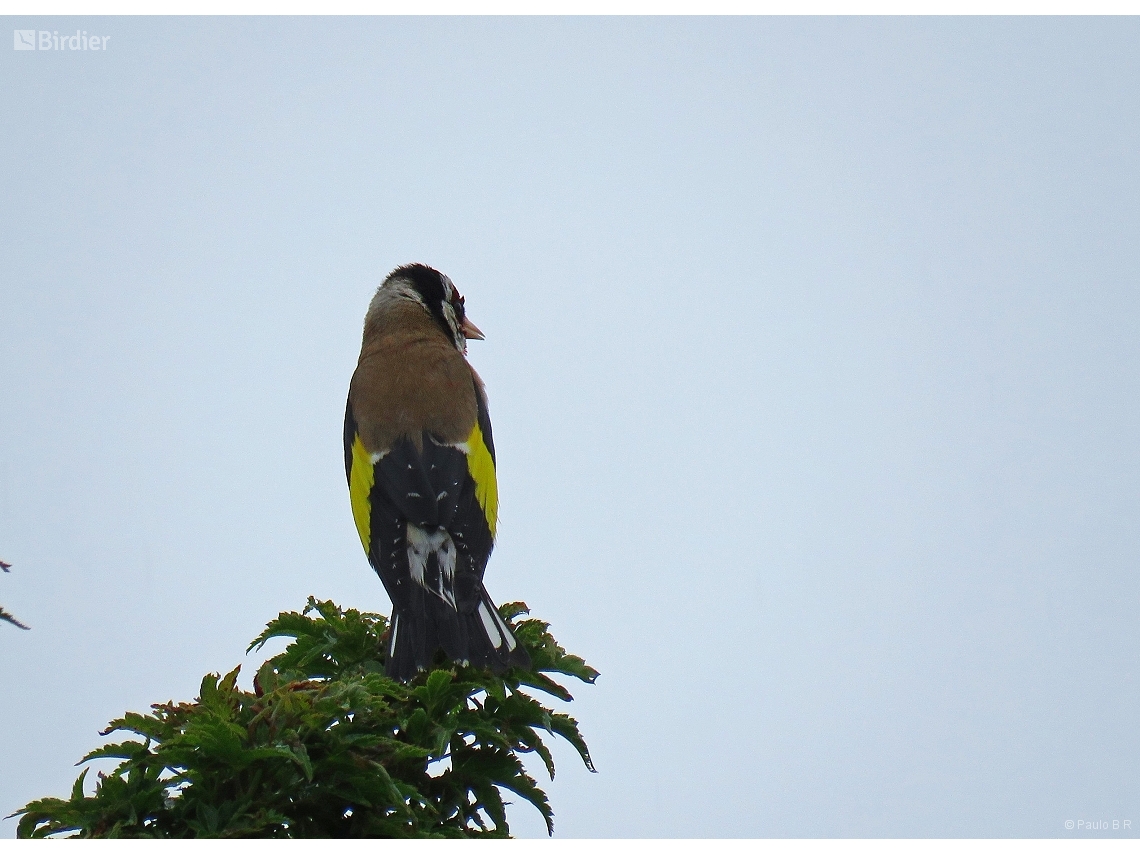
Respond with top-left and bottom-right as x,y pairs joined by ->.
13,29 -> 110,50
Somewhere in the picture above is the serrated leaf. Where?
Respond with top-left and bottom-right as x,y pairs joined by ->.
421,669 -> 453,706
549,713 -> 596,773
0,606 -> 30,630
100,711 -> 168,741
282,742 -> 314,781
472,777 -> 508,832
488,760 -> 553,836
13,596 -> 595,840
497,602 -> 530,622
247,609 -> 318,654
217,666 -> 241,695
70,768 -> 89,802
518,672 -> 574,702
519,729 -> 556,780
198,673 -> 219,706
80,741 -> 150,764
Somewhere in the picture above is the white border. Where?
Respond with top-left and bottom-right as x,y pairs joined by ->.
2,838 -> 1138,849
3,0 -> 1140,15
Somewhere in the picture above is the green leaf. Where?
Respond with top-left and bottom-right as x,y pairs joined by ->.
80,741 -> 151,764
99,712 -> 169,746
199,673 -> 220,706
13,596 -> 595,839
416,669 -> 455,715
70,767 -> 89,802
218,666 -> 241,695
518,672 -> 574,702
247,608 -> 320,654
281,742 -> 314,781
1,605 -> 30,630
497,602 -> 530,622
549,712 -> 597,773
519,729 -> 556,781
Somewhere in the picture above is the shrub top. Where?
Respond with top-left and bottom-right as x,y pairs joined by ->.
14,598 -> 596,838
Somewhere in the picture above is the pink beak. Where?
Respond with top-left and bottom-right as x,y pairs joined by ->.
461,317 -> 485,341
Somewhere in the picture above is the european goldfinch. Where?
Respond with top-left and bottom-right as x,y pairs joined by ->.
344,264 -> 530,681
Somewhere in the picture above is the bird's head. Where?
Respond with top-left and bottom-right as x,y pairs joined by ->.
371,263 -> 484,353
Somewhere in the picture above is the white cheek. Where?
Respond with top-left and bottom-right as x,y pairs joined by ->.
441,302 -> 465,349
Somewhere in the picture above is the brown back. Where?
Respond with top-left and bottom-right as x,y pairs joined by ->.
349,299 -> 479,453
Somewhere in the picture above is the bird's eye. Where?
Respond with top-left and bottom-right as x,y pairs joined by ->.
451,293 -> 466,320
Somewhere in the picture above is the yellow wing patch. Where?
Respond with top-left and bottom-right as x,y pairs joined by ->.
465,422 -> 498,538
349,433 -> 375,553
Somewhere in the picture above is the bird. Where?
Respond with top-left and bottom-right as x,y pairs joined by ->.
344,264 -> 530,681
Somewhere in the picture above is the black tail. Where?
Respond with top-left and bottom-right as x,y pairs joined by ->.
386,586 -> 531,682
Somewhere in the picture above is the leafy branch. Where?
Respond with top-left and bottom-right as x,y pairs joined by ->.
1,559 -> 29,630
13,598 -> 596,838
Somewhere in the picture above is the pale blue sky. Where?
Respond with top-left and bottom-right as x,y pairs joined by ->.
1,17 -> 1137,838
